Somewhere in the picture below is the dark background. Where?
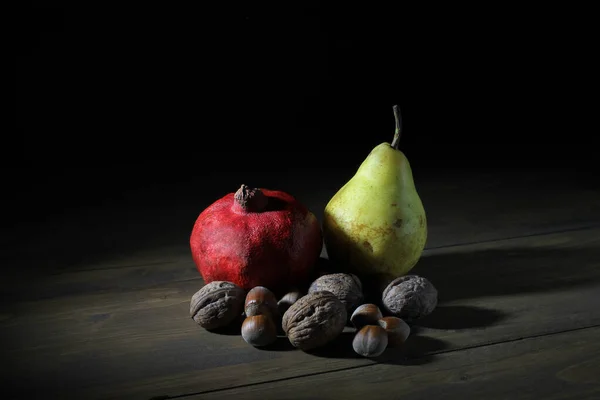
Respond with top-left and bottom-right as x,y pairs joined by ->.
5,5 -> 600,398
12,3 -> 596,217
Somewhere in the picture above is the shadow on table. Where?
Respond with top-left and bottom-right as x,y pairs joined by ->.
317,238 -> 600,304
299,241 -> 600,362
415,305 -> 508,330
305,331 -> 363,359
208,315 -> 298,352
208,315 -> 245,336
378,334 -> 450,366
306,330 -> 450,365
410,244 -> 600,302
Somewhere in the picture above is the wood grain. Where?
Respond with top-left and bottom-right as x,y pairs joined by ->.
2,170 -> 599,289
1,227 -> 600,400
196,326 -> 600,400
4,222 -> 600,304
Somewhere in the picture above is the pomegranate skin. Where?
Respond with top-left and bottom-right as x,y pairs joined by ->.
190,187 -> 323,294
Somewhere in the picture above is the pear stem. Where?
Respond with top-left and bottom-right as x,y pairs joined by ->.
391,105 -> 402,149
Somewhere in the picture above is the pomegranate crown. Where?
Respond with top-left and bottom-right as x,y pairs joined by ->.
234,184 -> 268,212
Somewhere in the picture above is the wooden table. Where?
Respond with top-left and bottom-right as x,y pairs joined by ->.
2,168 -> 599,400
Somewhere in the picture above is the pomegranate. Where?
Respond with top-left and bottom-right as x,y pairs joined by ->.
190,184 -> 323,294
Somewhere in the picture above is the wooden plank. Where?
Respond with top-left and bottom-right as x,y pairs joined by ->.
196,326 -> 600,400
1,228 -> 600,399
2,168 -> 599,283
0,247 -> 197,302
3,222 -> 600,303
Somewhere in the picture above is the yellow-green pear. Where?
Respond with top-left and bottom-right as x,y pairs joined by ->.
323,105 -> 427,280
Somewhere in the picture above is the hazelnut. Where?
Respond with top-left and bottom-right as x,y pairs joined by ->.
308,273 -> 364,314
277,289 -> 303,316
241,315 -> 278,347
350,303 -> 383,329
352,325 -> 388,358
378,316 -> 410,347
382,275 -> 438,320
190,281 -> 246,330
245,286 -> 279,318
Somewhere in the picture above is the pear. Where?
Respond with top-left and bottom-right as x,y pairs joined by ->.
323,105 -> 427,280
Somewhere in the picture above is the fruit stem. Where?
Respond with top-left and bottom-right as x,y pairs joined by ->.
391,105 -> 402,149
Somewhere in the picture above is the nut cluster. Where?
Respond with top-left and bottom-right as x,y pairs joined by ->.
241,286 -> 280,347
349,303 -> 411,357
189,272 -> 437,356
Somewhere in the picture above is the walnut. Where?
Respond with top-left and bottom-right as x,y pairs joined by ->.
190,281 -> 246,330
282,291 -> 347,350
308,273 -> 364,314
381,275 -> 438,320
277,289 -> 304,316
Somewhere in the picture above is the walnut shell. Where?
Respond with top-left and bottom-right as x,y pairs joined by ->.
381,275 -> 438,320
282,291 -> 347,350
190,281 -> 246,330
277,289 -> 304,316
308,273 -> 363,314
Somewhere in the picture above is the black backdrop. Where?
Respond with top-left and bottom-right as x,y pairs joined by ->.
13,3 -> 596,202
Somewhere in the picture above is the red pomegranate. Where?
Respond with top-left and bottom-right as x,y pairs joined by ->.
190,184 -> 323,293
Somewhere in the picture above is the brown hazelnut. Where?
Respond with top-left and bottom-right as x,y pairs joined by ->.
382,275 -> 438,320
352,325 -> 388,358
245,286 -> 279,318
308,273 -> 364,314
190,281 -> 246,330
241,315 -> 278,347
277,289 -> 303,316
378,316 -> 410,347
350,303 -> 383,329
